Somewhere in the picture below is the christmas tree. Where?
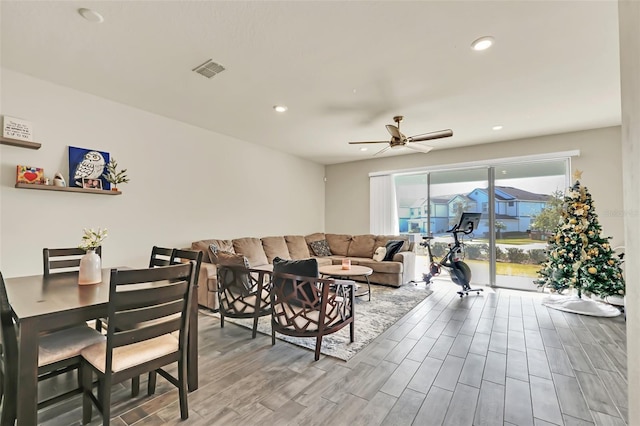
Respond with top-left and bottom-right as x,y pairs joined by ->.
535,171 -> 625,298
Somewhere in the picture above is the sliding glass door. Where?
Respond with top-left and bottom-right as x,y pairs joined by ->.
428,168 -> 490,286
493,160 -> 568,290
394,158 -> 570,289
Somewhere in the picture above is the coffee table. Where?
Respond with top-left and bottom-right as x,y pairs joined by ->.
318,264 -> 373,301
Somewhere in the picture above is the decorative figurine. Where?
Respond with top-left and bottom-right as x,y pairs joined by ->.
53,172 -> 66,187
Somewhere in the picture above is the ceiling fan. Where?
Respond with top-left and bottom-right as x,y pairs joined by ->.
349,116 -> 453,156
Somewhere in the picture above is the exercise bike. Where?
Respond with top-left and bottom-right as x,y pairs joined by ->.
419,212 -> 484,298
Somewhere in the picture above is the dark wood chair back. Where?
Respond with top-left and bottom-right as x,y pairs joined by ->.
149,246 -> 174,268
217,265 -> 272,338
82,262 -> 196,424
43,246 -> 102,276
105,262 -> 195,364
0,271 -> 20,423
270,271 -> 355,361
171,249 -> 203,283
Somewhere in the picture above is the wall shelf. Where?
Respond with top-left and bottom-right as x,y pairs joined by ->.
15,183 -> 122,195
0,137 -> 42,150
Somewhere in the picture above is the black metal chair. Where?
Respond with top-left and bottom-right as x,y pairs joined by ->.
0,271 -> 105,425
80,262 -> 196,425
43,246 -> 102,276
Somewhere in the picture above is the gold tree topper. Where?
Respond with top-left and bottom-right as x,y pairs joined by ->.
573,169 -> 583,181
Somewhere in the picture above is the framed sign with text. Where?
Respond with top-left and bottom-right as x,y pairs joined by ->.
3,116 -> 33,142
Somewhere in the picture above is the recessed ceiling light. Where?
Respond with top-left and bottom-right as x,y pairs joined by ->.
471,36 -> 494,51
501,170 -> 508,175
273,105 -> 288,113
492,125 -> 503,130
359,147 -> 368,152
78,8 -> 104,23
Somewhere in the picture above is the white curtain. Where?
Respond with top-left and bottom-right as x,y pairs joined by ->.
370,174 -> 399,235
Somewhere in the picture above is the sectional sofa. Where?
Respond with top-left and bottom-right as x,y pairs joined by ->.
191,233 -> 416,311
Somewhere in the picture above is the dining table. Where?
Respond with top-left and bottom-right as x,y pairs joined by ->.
4,267 -> 199,425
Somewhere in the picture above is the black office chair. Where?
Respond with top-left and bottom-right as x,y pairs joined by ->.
80,262 -> 196,425
0,271 -> 105,425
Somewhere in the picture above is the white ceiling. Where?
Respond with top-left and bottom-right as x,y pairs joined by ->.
0,1 -> 621,165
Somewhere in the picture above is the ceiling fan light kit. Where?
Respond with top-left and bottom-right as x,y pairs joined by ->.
349,115 -> 453,156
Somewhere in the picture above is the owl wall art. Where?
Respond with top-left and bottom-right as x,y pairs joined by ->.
68,146 -> 110,189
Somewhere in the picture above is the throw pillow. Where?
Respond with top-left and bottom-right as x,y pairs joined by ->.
272,257 -> 320,307
211,249 -> 252,294
373,246 -> 387,262
309,239 -> 332,257
383,240 -> 405,261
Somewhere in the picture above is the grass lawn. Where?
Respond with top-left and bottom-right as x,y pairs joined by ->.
473,238 -> 546,245
465,259 -> 541,277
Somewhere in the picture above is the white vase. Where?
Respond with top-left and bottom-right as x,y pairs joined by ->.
78,249 -> 102,285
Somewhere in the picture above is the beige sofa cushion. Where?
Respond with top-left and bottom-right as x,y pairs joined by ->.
191,239 -> 234,262
351,257 -> 403,274
325,233 -> 352,256
374,235 -> 410,252
285,235 -> 311,259
233,237 -> 269,267
261,236 -> 291,263
305,232 -> 325,244
348,234 -> 376,258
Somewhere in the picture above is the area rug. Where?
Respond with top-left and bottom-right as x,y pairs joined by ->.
200,284 -> 433,361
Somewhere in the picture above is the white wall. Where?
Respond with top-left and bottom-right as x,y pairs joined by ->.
325,127 -> 624,249
0,69 -> 325,277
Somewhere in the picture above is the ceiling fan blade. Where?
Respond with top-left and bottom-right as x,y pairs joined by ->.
373,145 -> 392,156
407,129 -> 453,142
386,124 -> 402,139
405,143 -> 434,154
349,140 -> 390,145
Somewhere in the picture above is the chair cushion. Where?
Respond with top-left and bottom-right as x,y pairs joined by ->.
221,289 -> 271,313
38,325 -> 105,367
81,334 -> 178,373
273,257 -> 319,307
384,240 -> 405,261
233,237 -> 269,267
285,235 -> 311,259
309,240 -> 332,257
273,300 -> 343,331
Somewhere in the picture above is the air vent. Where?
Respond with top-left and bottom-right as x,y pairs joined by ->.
192,59 -> 225,79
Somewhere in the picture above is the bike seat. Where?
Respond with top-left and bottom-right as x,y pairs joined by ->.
422,235 -> 435,241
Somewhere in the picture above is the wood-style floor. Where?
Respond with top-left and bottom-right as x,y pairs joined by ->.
35,280 -> 628,426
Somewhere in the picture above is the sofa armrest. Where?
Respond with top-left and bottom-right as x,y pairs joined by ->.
394,250 -> 417,283
197,262 -> 219,311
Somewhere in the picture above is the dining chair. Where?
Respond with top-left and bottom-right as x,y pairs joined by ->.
0,271 -> 106,425
80,262 -> 196,425
43,246 -> 103,276
148,246 -> 174,268
171,248 -> 203,283
271,258 -> 355,361
128,247 -> 202,397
